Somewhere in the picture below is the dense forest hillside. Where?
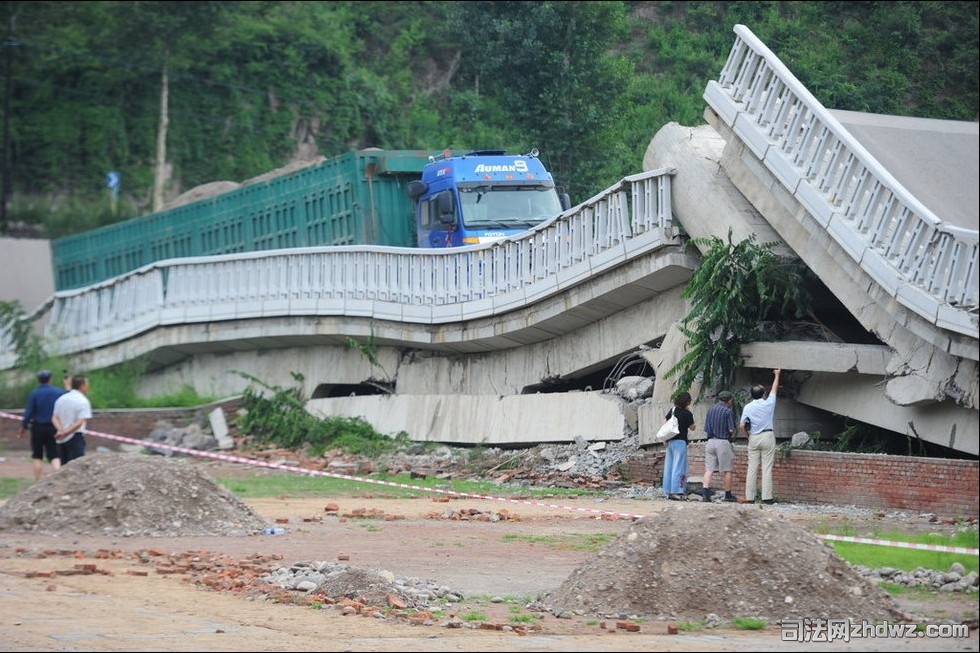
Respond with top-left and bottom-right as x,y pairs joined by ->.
0,1 -> 976,237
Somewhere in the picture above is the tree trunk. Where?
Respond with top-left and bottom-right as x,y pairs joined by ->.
152,53 -> 170,213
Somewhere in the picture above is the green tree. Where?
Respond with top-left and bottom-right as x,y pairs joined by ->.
447,1 -> 634,201
666,230 -> 813,397
0,1 -> 975,235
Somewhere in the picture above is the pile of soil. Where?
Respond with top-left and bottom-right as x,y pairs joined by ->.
0,452 -> 269,536
534,504 -> 907,623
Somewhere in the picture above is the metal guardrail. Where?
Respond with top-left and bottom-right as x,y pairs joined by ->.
0,168 -> 676,367
704,24 -> 979,338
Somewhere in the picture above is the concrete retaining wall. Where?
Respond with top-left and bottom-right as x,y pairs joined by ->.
306,392 -> 628,444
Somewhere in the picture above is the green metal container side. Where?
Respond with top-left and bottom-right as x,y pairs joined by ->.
51,149 -> 443,291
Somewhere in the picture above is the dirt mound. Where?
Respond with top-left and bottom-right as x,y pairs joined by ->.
0,453 -> 919,627
0,452 -> 269,537
164,180 -> 241,210
533,504 -> 908,624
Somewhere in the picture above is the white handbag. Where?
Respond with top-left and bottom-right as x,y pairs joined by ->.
653,407 -> 680,444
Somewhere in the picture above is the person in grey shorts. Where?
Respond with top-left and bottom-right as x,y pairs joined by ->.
701,390 -> 738,502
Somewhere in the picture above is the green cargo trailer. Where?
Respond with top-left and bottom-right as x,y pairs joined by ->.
51,149 -> 444,290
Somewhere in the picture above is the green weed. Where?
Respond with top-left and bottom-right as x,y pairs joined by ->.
731,616 -> 767,630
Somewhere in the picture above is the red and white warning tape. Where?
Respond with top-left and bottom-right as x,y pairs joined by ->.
817,533 -> 978,555
2,410 -> 978,555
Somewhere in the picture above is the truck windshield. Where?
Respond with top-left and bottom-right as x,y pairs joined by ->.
459,186 -> 563,229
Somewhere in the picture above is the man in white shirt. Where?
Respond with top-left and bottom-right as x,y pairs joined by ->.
52,374 -> 93,464
740,369 -> 781,505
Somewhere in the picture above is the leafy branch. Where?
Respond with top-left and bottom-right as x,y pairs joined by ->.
233,370 -> 405,456
664,229 -> 812,397
347,326 -> 394,394
0,300 -> 48,371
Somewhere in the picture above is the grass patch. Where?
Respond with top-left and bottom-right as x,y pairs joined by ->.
675,619 -> 705,631
877,582 -> 934,599
878,581 -> 978,615
0,476 -> 32,499
216,473 -> 374,498
819,528 -> 979,574
215,470 -> 607,502
460,610 -> 488,622
500,532 -> 613,552
463,594 -> 533,607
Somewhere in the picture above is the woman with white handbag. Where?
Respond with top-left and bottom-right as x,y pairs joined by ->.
661,391 -> 696,500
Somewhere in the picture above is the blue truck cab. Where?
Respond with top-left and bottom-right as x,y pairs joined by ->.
408,149 -> 570,248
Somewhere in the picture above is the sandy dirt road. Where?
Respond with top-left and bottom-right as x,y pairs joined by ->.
0,453 -> 977,652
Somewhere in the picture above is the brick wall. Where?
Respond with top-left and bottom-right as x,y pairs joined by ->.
622,443 -> 979,519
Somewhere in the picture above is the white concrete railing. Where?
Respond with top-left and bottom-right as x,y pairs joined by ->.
1,168 -> 675,366
704,24 -> 979,338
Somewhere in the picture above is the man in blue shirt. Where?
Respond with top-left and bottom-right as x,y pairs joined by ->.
19,370 -> 67,480
702,390 -> 738,502
740,369 -> 781,505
